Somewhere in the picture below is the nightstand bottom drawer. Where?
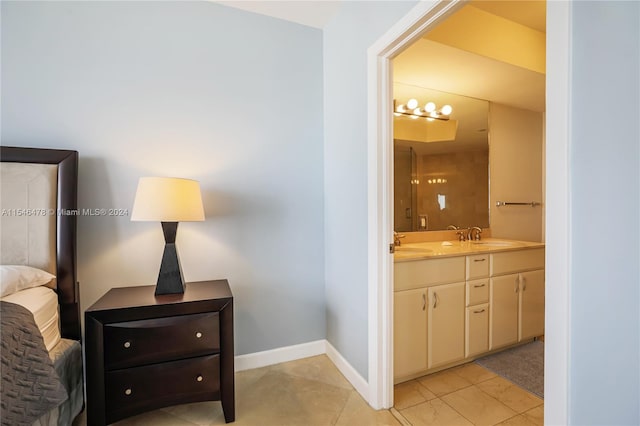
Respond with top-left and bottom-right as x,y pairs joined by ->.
106,354 -> 220,424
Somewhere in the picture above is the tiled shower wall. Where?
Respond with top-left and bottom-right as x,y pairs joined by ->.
416,149 -> 489,231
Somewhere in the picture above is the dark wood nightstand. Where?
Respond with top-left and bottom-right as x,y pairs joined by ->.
85,280 -> 234,425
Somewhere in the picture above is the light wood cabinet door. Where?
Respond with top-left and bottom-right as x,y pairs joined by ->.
394,288 -> 427,380
519,269 -> 545,341
466,303 -> 489,358
427,282 -> 465,369
490,274 -> 519,350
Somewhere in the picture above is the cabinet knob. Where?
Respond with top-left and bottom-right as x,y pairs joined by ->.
195,332 -> 203,339
124,341 -> 131,349
196,375 -> 204,382
124,388 -> 132,396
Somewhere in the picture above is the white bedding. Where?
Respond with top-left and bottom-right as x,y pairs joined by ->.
1,286 -> 61,351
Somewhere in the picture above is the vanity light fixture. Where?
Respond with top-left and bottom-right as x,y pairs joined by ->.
394,98 -> 453,121
427,178 -> 448,184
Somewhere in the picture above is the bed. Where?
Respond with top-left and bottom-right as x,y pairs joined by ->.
0,146 -> 83,426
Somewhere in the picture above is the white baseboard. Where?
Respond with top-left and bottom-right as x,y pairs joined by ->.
325,340 -> 370,401
235,339 -> 326,372
234,339 -> 370,405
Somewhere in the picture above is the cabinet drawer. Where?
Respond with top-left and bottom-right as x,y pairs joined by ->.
105,354 -> 220,424
395,257 -> 465,291
466,279 -> 489,306
490,248 -> 545,276
466,254 -> 489,280
104,312 -> 219,370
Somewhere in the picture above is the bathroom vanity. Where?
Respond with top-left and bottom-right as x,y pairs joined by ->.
393,238 -> 544,383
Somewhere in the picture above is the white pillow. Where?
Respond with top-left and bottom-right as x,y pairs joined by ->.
0,265 -> 56,298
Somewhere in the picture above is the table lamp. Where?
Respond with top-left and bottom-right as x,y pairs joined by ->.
131,177 -> 205,295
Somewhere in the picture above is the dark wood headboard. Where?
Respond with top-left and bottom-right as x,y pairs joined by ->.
0,146 -> 80,340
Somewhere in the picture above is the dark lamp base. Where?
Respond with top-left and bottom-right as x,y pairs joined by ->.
155,222 -> 185,296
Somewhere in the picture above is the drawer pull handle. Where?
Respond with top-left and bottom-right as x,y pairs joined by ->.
422,293 -> 426,311
473,309 -> 486,314
196,332 -> 203,339
124,341 -> 131,349
473,258 -> 486,262
196,375 -> 204,382
124,388 -> 132,396
473,284 -> 486,288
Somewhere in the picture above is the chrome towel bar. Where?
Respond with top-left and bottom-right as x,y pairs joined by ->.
496,201 -> 541,207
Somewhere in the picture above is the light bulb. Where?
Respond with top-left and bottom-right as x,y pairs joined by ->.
393,112 -> 401,117
410,114 -> 419,119
430,111 -> 438,118
441,104 -> 452,115
413,108 -> 422,115
396,104 -> 406,113
407,98 -> 419,109
425,102 -> 436,113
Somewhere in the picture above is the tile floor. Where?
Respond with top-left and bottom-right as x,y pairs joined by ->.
74,356 -> 543,426
394,363 -> 543,426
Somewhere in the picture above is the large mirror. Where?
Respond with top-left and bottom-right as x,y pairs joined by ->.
394,83 -> 489,232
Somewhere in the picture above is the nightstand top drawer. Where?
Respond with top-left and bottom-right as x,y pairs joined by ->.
104,312 -> 219,370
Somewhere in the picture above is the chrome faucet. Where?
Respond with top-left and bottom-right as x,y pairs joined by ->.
447,225 -> 459,230
468,226 -> 483,241
455,230 -> 467,241
394,231 -> 406,246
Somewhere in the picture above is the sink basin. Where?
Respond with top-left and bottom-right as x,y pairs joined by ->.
471,240 -> 519,247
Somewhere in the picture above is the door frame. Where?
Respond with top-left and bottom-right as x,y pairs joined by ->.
366,1 -> 571,424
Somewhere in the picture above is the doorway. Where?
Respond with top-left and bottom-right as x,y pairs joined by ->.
366,1 -> 570,424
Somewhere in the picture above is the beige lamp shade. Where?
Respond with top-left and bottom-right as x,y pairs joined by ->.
131,177 -> 205,222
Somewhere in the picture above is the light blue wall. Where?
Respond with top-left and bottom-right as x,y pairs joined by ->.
323,0 -> 418,378
570,1 -> 640,424
1,1 -> 326,356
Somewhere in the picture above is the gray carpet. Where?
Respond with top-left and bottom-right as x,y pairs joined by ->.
474,341 -> 544,398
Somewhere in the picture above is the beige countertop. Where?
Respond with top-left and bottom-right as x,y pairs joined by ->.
394,238 -> 545,262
